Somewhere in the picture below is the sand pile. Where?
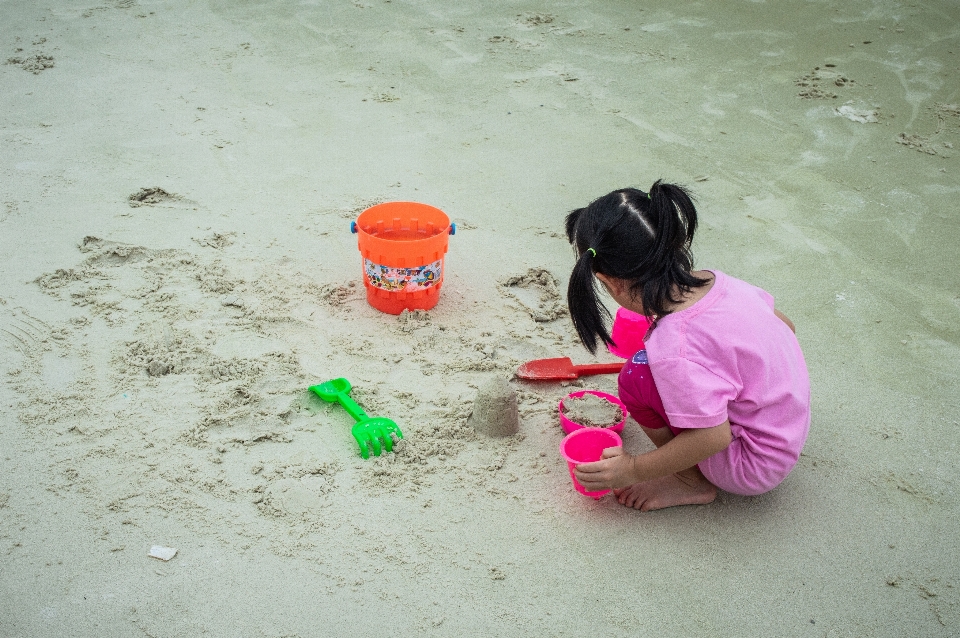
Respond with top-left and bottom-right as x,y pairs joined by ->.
562,393 -> 624,427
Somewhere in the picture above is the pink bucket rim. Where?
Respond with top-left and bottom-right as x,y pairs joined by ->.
558,427 -> 623,464
558,390 -> 627,434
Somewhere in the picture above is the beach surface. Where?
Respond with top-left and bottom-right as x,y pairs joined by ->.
2,1 -> 959,635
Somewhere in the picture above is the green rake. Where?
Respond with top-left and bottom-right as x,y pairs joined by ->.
309,378 -> 403,459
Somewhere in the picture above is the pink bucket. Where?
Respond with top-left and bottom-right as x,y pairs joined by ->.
559,428 -> 623,499
607,307 -> 652,359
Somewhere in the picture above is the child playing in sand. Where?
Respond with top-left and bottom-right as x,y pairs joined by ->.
565,181 -> 810,511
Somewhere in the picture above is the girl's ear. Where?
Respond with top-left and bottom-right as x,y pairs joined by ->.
595,273 -> 628,298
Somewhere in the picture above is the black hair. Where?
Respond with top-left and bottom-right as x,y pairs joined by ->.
565,180 -> 710,354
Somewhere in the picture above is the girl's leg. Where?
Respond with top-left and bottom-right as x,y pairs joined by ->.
617,353 -> 718,510
615,424 -> 717,510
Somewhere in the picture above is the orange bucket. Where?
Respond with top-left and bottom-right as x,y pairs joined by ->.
352,201 -> 455,315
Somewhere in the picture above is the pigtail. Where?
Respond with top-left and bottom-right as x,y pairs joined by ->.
566,206 -> 613,353
639,180 -> 708,317
649,180 -> 697,246
566,249 -> 612,354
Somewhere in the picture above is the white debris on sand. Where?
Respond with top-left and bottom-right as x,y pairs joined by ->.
836,103 -> 880,123
148,546 -> 178,561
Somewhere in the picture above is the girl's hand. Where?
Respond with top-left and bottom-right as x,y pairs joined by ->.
573,447 -> 638,492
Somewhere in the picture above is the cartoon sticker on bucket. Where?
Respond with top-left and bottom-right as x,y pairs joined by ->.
364,259 -> 443,292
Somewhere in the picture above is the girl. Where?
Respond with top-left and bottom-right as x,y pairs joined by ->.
566,181 -> 810,511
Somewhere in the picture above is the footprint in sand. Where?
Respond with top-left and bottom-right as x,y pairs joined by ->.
194,231 -> 236,250
127,187 -> 192,208
795,64 -> 855,100
499,268 -> 567,322
519,13 -> 555,27
319,280 -> 360,309
259,470 -> 338,517
5,53 -> 55,74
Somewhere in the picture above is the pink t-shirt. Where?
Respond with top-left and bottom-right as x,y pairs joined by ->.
642,271 -> 810,495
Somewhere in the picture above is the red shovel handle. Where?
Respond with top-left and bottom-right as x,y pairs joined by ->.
573,362 -> 625,377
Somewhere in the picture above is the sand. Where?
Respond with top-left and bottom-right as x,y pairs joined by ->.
1,0 -> 959,636
468,376 -> 520,437
562,393 -> 624,428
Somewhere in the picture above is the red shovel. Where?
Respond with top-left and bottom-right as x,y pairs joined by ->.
516,357 -> 624,381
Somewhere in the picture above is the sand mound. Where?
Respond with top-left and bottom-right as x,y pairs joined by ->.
562,393 -> 623,427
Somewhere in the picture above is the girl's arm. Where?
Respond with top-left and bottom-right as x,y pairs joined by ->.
574,421 -> 732,491
775,308 -> 796,333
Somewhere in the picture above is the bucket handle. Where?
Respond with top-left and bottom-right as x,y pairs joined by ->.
350,221 -> 456,235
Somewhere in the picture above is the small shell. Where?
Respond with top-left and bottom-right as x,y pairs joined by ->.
148,545 -> 178,561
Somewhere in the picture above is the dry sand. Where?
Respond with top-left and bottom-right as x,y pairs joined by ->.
2,1 -> 959,636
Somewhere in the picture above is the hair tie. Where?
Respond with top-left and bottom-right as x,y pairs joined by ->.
587,248 -> 597,257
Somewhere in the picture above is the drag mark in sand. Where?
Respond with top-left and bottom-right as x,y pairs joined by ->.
616,113 -> 696,148
0,306 -> 51,359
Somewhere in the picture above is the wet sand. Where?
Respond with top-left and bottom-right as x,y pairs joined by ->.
1,1 -> 959,635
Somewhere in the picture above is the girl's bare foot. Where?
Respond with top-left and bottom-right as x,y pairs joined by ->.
613,471 -> 717,511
